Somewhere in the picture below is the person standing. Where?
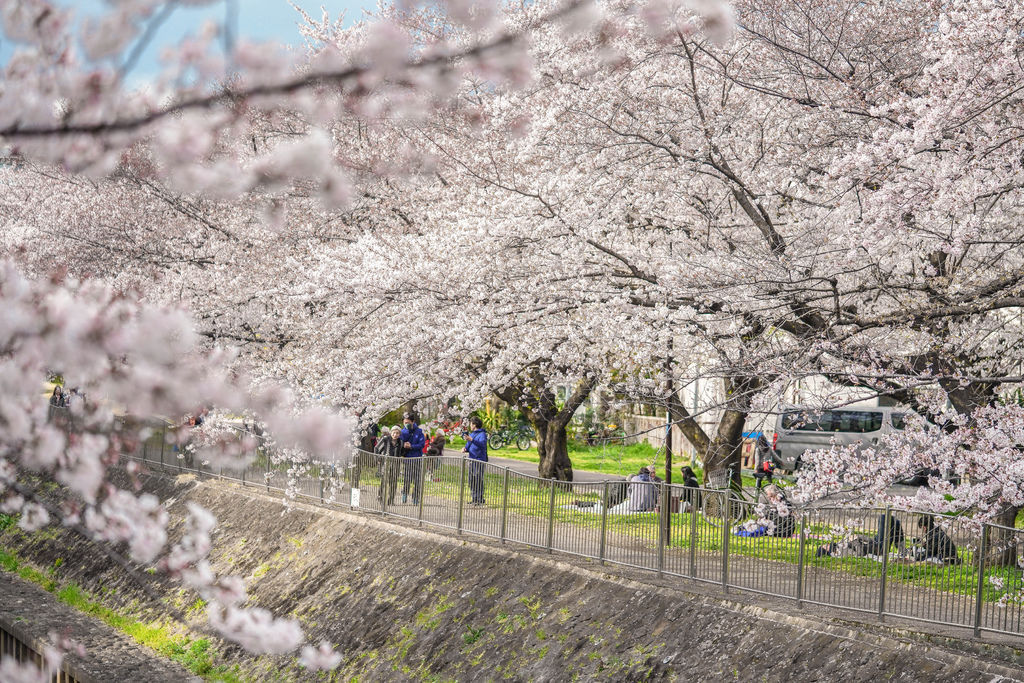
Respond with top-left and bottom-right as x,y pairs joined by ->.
400,412 -> 425,504
48,385 -> 65,421
755,433 -> 776,481
680,465 -> 700,511
424,428 -> 447,482
463,416 -> 488,506
375,425 -> 403,507
354,420 -> 380,487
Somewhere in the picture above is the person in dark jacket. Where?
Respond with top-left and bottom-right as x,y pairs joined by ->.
48,385 -> 65,421
754,433 -> 776,489
762,485 -> 796,537
817,514 -> 906,558
680,465 -> 700,510
375,425 -> 403,506
915,516 -> 960,563
863,514 -> 905,555
426,429 -> 446,457
463,416 -> 488,505
400,413 -> 426,504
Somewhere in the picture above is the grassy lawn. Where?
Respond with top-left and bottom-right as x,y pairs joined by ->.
447,436 -> 702,478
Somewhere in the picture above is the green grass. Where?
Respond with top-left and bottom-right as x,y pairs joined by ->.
448,437 -> 697,478
0,544 -> 245,681
444,435 -> 763,488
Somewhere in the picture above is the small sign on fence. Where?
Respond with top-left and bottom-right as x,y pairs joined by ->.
351,487 -> 360,508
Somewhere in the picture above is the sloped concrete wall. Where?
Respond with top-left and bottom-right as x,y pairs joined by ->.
3,474 -> 1023,681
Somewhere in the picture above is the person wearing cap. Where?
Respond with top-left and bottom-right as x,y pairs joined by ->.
400,412 -> 426,504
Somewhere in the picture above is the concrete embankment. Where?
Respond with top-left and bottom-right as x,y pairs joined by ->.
0,570 -> 196,681
2,473 -> 1024,681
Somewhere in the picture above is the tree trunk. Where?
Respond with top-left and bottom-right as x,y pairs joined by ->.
534,418 -> 573,482
497,372 -> 594,482
984,505 -> 1021,567
667,391 -> 711,459
702,408 -> 747,489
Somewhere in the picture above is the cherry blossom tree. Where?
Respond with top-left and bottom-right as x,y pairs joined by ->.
13,0 -> 1024,501
0,261 -> 350,669
2,0 -> 748,672
8,6 -> 1024,651
337,0 -> 1024,502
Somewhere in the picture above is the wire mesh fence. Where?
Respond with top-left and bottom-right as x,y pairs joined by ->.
119,428 -> 1024,641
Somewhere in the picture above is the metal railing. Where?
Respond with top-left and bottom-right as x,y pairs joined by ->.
1,622 -> 80,682
122,426 -> 1024,641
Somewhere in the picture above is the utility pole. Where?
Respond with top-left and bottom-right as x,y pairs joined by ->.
663,345 -> 673,545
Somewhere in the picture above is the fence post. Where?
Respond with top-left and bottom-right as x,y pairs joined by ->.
456,457 -> 467,535
688,491 -> 698,578
500,467 -> 510,544
159,427 -> 165,471
417,458 -> 426,525
265,448 -> 271,492
974,524 -> 988,638
599,481 -> 609,565
721,490 -> 730,591
878,506 -> 892,619
796,511 -> 807,607
657,483 -> 667,576
319,473 -> 325,504
545,480 -> 557,553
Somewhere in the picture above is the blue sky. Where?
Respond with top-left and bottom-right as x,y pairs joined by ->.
1,0 -> 376,81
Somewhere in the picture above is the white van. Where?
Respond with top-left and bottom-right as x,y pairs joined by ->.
771,405 -> 910,472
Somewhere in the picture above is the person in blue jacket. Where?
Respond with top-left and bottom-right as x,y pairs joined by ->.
400,412 -> 425,504
463,416 -> 488,506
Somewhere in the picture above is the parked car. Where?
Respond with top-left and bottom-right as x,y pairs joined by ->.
772,405 -> 911,473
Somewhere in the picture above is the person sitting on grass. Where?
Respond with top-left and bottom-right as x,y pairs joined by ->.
680,466 -> 700,510
816,515 -> 905,559
761,485 -> 796,537
913,515 -> 960,564
627,466 -> 658,512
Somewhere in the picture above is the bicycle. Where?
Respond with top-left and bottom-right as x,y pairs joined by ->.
489,423 -> 534,450
700,466 -> 786,527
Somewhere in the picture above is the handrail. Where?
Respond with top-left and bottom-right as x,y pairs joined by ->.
119,429 -> 1024,642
